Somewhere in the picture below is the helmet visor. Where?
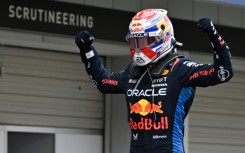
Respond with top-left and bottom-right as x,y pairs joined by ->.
128,37 -> 157,49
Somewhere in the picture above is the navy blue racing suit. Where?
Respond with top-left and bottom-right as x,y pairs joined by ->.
81,35 -> 233,153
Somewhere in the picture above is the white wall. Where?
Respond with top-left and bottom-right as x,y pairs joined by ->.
0,130 -> 4,153
56,134 -> 103,153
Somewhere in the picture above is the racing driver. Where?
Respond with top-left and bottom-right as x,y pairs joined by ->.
75,9 -> 233,153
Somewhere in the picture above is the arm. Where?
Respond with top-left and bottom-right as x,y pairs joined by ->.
176,18 -> 233,87
75,30 -> 129,94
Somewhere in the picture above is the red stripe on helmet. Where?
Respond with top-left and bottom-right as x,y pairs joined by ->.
142,48 -> 157,59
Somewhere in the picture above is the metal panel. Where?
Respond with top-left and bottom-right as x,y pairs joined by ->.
0,46 -> 103,129
193,1 -> 218,23
53,0 -> 84,5
219,5 -> 242,28
0,29 -> 130,56
0,130 -> 4,153
243,8 -> 245,29
113,0 -> 141,12
189,52 -> 245,153
168,0 -> 193,20
141,0 -> 168,10
84,0 -> 113,9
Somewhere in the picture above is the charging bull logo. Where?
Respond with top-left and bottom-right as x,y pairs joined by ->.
130,99 -> 169,130
130,99 -> 163,116
132,22 -> 142,27
131,21 -> 144,33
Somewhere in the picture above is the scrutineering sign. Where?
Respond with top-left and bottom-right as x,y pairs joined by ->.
0,0 -> 133,42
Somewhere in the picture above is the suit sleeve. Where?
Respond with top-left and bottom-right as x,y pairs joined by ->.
81,47 -> 129,94
174,35 -> 233,87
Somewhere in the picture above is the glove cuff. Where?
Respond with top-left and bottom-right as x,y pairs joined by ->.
80,46 -> 99,63
207,29 -> 219,42
208,31 -> 227,51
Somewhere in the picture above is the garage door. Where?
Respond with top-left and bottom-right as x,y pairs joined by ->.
189,53 -> 245,153
0,46 -> 103,129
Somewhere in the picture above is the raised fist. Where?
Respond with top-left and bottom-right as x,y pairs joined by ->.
75,30 -> 94,52
198,18 -> 217,36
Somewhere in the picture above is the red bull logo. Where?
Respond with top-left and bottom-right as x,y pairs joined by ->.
132,22 -> 142,27
131,21 -> 144,33
130,117 -> 169,130
130,99 -> 169,131
130,99 -> 163,116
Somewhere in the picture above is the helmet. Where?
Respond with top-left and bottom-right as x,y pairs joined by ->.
127,9 -> 175,66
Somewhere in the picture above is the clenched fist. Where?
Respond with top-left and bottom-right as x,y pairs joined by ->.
75,30 -> 94,53
198,18 -> 217,36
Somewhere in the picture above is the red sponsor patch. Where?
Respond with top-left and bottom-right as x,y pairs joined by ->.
102,79 -> 118,85
189,67 -> 215,80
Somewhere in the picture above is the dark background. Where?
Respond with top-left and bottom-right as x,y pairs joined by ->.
8,132 -> 55,153
0,0 -> 244,57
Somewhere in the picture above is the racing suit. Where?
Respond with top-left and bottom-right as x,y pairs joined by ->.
80,34 -> 233,153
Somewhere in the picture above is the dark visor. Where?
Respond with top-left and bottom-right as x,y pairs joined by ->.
128,37 -> 157,49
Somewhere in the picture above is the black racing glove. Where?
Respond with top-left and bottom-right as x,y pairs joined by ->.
198,18 -> 225,50
75,30 -> 97,62
198,18 -> 217,36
